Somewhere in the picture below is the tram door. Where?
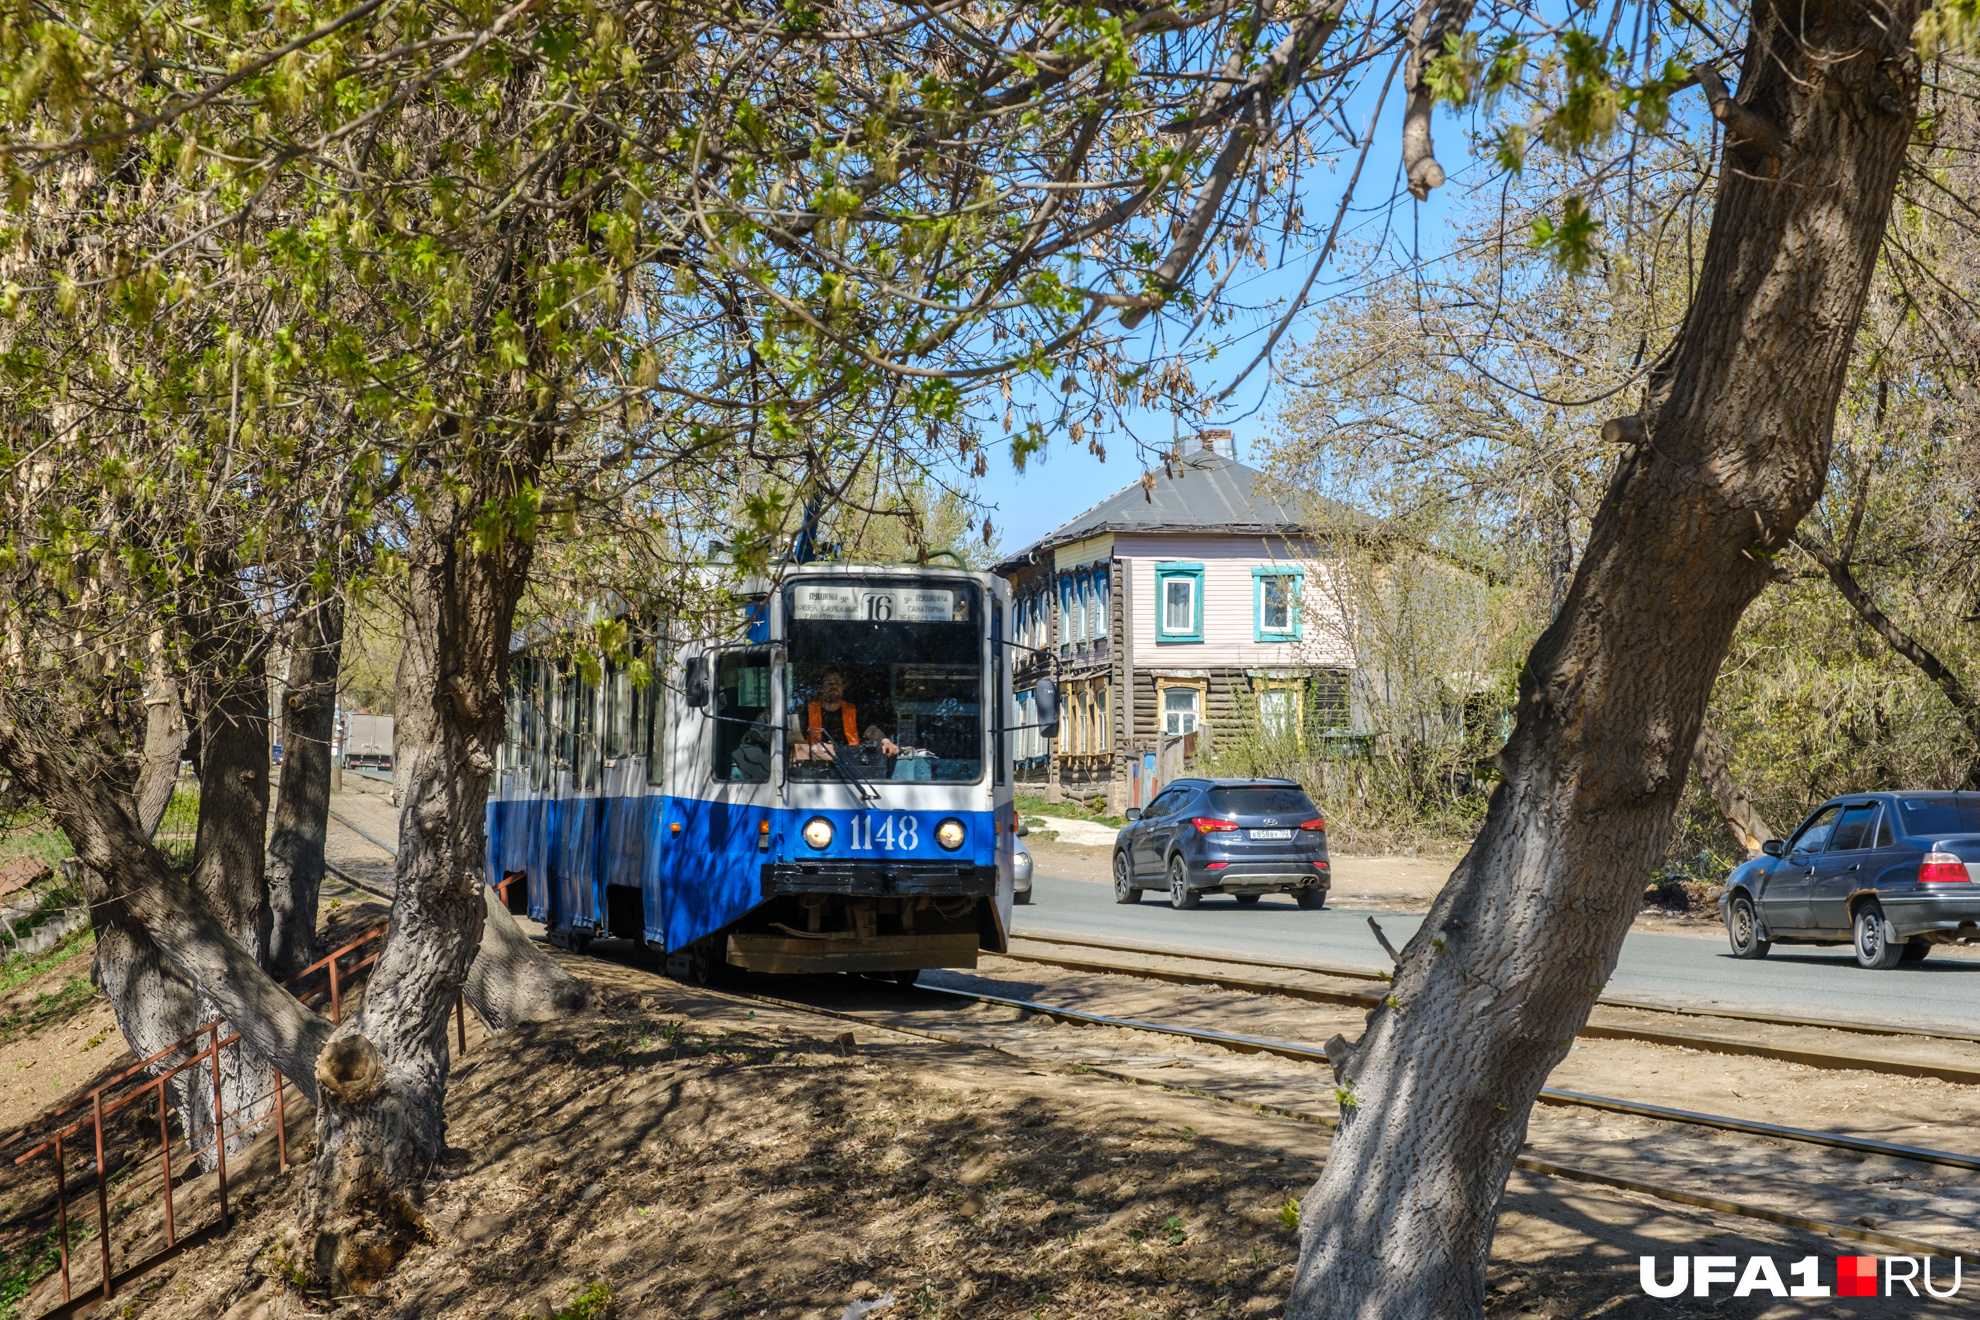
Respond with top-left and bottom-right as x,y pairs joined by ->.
653,644 -> 779,953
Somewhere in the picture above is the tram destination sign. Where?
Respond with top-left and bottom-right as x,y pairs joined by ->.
791,585 -> 961,623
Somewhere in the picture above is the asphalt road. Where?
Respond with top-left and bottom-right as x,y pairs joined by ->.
1011,868 -> 1980,1035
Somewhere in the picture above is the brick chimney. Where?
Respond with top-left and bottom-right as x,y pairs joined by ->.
1199,428 -> 1234,458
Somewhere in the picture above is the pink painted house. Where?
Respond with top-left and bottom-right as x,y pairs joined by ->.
993,431 -> 1354,810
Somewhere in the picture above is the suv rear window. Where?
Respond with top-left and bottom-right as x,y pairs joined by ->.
1897,797 -> 1980,838
1207,786 -> 1317,817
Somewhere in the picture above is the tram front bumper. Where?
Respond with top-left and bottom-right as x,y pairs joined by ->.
762,861 -> 997,898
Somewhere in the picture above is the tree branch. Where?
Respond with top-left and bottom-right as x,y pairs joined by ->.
1794,531 -> 1980,756
1401,0 -> 1477,199
1692,63 -> 1782,162
1691,720 -> 1774,858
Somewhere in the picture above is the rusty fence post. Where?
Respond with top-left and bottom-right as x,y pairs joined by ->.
156,1083 -> 176,1247
54,1132 -> 71,1303
274,1070 -> 287,1173
93,1091 -> 112,1301
328,953 -> 341,1024
209,1025 -> 229,1230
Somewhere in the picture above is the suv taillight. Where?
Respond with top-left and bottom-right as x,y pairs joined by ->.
1920,852 -> 1969,883
1299,818 -> 1326,832
1191,817 -> 1238,833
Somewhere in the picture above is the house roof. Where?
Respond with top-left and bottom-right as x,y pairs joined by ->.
992,449 -> 1337,573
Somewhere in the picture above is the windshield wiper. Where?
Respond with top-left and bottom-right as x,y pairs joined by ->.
814,748 -> 880,803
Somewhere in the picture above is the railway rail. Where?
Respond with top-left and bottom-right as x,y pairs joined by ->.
1000,933 -> 1980,1084
716,977 -> 1980,1266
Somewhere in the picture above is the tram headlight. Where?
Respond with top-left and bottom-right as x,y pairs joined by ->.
935,818 -> 967,851
802,816 -> 835,850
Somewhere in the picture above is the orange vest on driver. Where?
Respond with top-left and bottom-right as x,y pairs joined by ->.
807,700 -> 860,745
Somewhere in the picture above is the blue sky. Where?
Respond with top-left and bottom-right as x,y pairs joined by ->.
970,65 -> 1469,555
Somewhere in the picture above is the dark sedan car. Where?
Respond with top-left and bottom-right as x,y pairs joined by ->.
1112,777 -> 1330,910
1719,791 -> 1980,968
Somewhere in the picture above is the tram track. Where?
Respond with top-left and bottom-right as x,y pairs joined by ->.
1002,933 -> 1980,1085
890,979 -> 1980,1172
715,977 -> 1980,1266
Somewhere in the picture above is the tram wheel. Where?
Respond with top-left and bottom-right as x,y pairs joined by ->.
893,969 -> 921,989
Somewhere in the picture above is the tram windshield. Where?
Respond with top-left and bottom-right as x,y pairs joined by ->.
784,579 -> 984,784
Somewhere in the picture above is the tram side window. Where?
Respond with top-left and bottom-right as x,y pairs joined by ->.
641,643 -> 665,787
604,664 -> 629,762
575,671 -> 602,793
528,661 -> 549,788
713,650 -> 773,782
509,663 -> 526,781
993,600 -> 1006,785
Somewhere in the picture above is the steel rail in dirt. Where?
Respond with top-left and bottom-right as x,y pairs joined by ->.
1007,931 -> 1980,1047
722,983 -> 1980,1266
998,943 -> 1980,1085
325,807 -> 399,860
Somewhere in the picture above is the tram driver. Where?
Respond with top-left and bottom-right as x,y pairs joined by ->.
789,667 -> 901,763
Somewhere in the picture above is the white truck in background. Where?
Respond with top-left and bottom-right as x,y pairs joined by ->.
342,713 -> 395,771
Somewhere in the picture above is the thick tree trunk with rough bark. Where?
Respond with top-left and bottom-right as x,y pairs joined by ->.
302,448 -> 553,1293
83,602 -> 283,1169
1286,4 -> 1922,1314
268,596 -> 346,979
88,653 -> 198,1104
177,605 -> 282,1160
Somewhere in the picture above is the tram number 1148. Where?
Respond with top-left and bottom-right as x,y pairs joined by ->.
847,814 -> 919,851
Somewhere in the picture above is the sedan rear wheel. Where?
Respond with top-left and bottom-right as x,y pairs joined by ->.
1727,895 -> 1770,960
1233,893 -> 1262,907
1853,901 -> 1905,970
1900,939 -> 1932,963
1113,851 -> 1142,905
1168,856 -> 1200,910
1294,889 -> 1325,910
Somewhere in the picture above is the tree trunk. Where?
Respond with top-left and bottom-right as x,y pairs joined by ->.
465,884 -> 589,1026
302,450 -> 548,1295
88,648 -> 199,1112
134,637 -> 187,838
1285,4 -> 1921,1314
178,605 -> 282,1161
84,607 -> 283,1171
268,595 -> 346,979
1692,720 -> 1775,858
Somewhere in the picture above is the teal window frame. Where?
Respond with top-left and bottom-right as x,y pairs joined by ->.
1253,566 -> 1304,642
1154,563 -> 1205,643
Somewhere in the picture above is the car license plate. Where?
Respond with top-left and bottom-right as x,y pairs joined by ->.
1250,829 -> 1292,840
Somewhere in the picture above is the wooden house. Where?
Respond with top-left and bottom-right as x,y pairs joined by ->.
992,431 -> 1354,810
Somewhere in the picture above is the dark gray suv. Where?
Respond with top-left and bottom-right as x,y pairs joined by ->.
1112,777 -> 1331,909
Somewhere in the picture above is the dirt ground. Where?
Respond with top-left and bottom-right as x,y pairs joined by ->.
55,956 -> 1980,1320
0,933 -> 128,1137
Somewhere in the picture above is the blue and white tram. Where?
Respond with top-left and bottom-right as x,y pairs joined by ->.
486,564 -> 1034,981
